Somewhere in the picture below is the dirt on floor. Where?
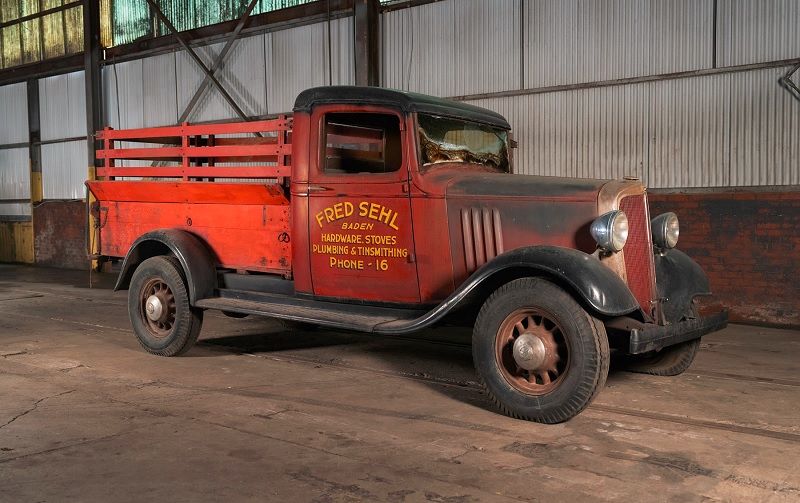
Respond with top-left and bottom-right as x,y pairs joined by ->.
0,264 -> 798,502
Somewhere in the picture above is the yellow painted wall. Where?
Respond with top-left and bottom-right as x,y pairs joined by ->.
0,221 -> 34,264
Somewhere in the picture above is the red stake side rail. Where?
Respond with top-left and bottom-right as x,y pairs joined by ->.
87,117 -> 295,275
95,116 -> 293,181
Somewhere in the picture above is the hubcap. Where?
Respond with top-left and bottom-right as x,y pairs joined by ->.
494,308 -> 570,395
513,333 -> 547,370
139,278 -> 176,338
145,295 -> 163,321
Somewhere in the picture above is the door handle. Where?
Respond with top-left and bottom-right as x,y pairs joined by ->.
296,185 -> 332,196
307,185 -> 331,192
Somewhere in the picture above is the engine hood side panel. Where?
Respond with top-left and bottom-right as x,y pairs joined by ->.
446,197 -> 599,287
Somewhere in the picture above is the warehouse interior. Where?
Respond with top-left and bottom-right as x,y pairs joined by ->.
1,0 -> 799,501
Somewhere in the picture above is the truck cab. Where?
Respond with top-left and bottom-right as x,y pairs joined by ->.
87,86 -> 727,424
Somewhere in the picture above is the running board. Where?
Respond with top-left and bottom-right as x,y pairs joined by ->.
195,289 -> 425,333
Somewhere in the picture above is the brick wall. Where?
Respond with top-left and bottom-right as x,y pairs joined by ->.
33,200 -> 87,270
649,190 -> 800,327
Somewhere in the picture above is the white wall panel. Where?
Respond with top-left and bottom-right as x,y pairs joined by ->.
717,0 -> 800,67
41,140 -> 88,199
648,74 -> 730,188
576,83 -> 650,181
729,66 -> 800,186
104,59 -> 144,129
0,147 -> 30,199
177,35 -> 268,122
0,83 -> 29,144
142,53 -> 179,126
382,0 -> 454,96
105,53 -> 178,129
0,202 -> 30,216
382,0 -> 520,96
267,17 -> 354,114
39,71 -> 87,141
524,0 -> 712,88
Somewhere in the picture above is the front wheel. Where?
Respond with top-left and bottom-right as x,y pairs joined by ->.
623,338 -> 700,376
128,256 -> 203,356
473,278 -> 609,424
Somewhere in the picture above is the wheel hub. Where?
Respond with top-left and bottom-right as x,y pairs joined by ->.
512,333 -> 547,371
145,294 -> 164,321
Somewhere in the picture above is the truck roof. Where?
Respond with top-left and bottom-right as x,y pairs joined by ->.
293,86 -> 511,130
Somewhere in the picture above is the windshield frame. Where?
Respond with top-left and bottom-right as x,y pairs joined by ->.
414,113 -> 512,174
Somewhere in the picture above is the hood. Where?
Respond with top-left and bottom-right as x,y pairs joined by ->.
443,171 -> 607,201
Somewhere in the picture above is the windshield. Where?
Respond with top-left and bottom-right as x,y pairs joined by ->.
418,114 -> 510,172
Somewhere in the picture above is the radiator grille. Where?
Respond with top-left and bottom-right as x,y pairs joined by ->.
461,207 -> 504,273
619,194 -> 656,313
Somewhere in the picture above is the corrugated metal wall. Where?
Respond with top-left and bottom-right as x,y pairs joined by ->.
104,16 -> 354,123
382,0 -> 800,188
0,82 -> 30,216
717,0 -> 800,66
2,0 -> 799,219
38,71 -> 88,200
382,0 -> 521,97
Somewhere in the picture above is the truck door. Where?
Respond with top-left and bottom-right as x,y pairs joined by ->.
306,108 -> 420,303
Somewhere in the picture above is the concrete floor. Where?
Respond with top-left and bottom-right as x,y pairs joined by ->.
0,264 -> 798,502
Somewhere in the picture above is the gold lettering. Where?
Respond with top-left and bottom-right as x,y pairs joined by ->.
368,203 -> 380,220
387,212 -> 399,230
378,206 -> 392,227
329,257 -> 364,270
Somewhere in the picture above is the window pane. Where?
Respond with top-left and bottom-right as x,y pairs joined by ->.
64,4 -> 83,55
324,113 -> 402,175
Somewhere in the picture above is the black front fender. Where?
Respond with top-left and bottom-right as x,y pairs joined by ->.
375,246 -> 640,334
471,246 -> 641,317
655,249 -> 711,324
114,229 -> 217,304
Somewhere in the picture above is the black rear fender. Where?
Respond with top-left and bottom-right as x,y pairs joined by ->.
114,229 -> 217,304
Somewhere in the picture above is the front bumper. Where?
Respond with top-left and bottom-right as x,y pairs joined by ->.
628,310 -> 728,354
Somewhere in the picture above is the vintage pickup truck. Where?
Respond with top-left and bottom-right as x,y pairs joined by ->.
86,86 -> 727,423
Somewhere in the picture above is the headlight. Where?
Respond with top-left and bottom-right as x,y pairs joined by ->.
590,210 -> 628,252
651,212 -> 679,249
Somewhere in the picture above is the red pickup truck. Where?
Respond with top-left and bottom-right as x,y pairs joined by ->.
87,86 -> 727,423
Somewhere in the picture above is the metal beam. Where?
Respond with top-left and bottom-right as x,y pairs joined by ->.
177,0 -> 260,124
0,53 -> 83,87
27,80 -> 42,204
447,57 -> 800,102
779,63 -> 800,103
354,0 -> 379,86
144,0 -> 252,123
83,0 -> 102,169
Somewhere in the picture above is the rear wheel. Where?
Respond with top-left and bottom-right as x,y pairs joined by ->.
129,256 -> 203,356
473,278 -> 609,424
623,338 -> 700,376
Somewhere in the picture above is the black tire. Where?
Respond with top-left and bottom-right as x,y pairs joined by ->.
128,255 -> 204,356
473,278 -> 609,424
623,338 -> 700,376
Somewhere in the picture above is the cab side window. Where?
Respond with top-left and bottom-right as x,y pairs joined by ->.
324,113 -> 402,174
